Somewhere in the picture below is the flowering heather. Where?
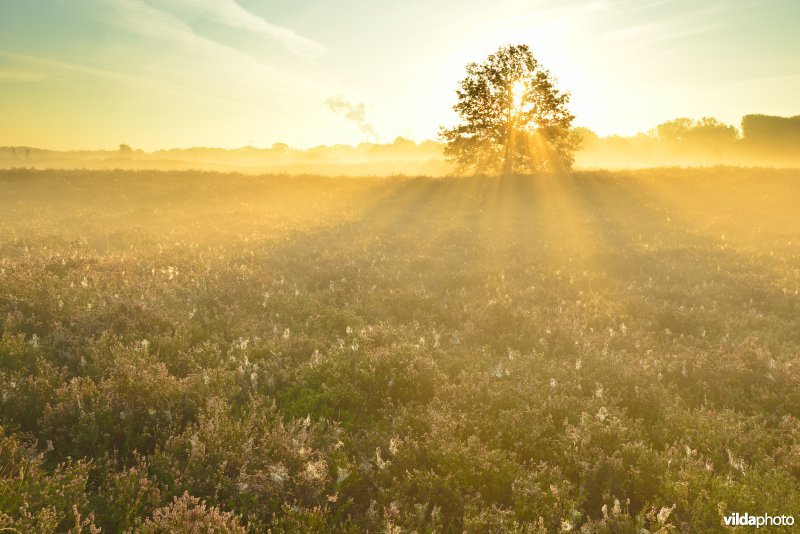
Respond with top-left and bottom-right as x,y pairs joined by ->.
1,168 -> 800,532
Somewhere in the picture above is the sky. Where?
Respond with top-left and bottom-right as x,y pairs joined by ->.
1,0 -> 799,150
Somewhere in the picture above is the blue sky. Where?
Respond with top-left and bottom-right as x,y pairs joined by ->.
1,0 -> 798,149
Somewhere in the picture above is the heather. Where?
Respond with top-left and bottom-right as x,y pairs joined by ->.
2,168 -> 799,532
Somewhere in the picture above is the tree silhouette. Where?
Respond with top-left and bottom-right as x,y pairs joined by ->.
440,44 -> 578,175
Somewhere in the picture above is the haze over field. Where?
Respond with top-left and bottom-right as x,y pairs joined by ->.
2,1 -> 800,532
3,113 -> 800,174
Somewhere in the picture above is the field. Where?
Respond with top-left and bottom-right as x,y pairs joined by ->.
2,168 -> 800,532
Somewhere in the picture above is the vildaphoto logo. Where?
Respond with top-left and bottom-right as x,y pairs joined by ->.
723,513 -> 795,528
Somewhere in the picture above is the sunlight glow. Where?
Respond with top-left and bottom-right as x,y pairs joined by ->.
511,80 -> 526,112
1,0 -> 799,149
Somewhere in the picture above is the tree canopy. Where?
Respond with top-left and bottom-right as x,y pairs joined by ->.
440,44 -> 578,175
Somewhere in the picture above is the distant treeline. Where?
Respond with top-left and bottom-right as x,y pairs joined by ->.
1,114 -> 798,173
576,114 -> 800,168
0,138 -> 449,176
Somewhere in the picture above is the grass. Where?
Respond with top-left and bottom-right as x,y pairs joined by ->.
1,167 -> 799,532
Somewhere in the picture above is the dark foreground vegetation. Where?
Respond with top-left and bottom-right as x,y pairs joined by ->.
1,168 -> 800,532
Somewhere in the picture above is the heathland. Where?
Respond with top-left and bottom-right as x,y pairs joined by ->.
1,168 -> 799,532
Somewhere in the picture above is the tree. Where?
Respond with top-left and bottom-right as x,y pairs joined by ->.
652,118 -> 695,146
653,117 -> 738,155
440,44 -> 578,175
742,114 -> 800,147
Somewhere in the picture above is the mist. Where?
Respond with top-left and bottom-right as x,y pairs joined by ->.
3,113 -> 798,175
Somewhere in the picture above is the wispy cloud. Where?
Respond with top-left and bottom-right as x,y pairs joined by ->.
0,50 -> 155,85
162,0 -> 326,59
0,50 -> 248,107
325,96 -> 377,140
0,68 -> 47,82
602,2 -> 726,45
605,22 -> 719,45
730,73 -> 800,87
95,0 -> 322,94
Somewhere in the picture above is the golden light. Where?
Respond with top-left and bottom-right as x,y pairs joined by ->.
511,80 -> 526,111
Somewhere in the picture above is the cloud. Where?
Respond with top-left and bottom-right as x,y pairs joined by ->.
0,68 -> 47,82
94,0 -> 321,94
98,0 -> 248,58
325,96 -> 377,140
0,50 -> 246,107
605,21 -> 719,45
602,2 -> 726,46
163,0 -> 326,59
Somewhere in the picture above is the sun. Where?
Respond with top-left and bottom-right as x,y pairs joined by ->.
511,80 -> 526,111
